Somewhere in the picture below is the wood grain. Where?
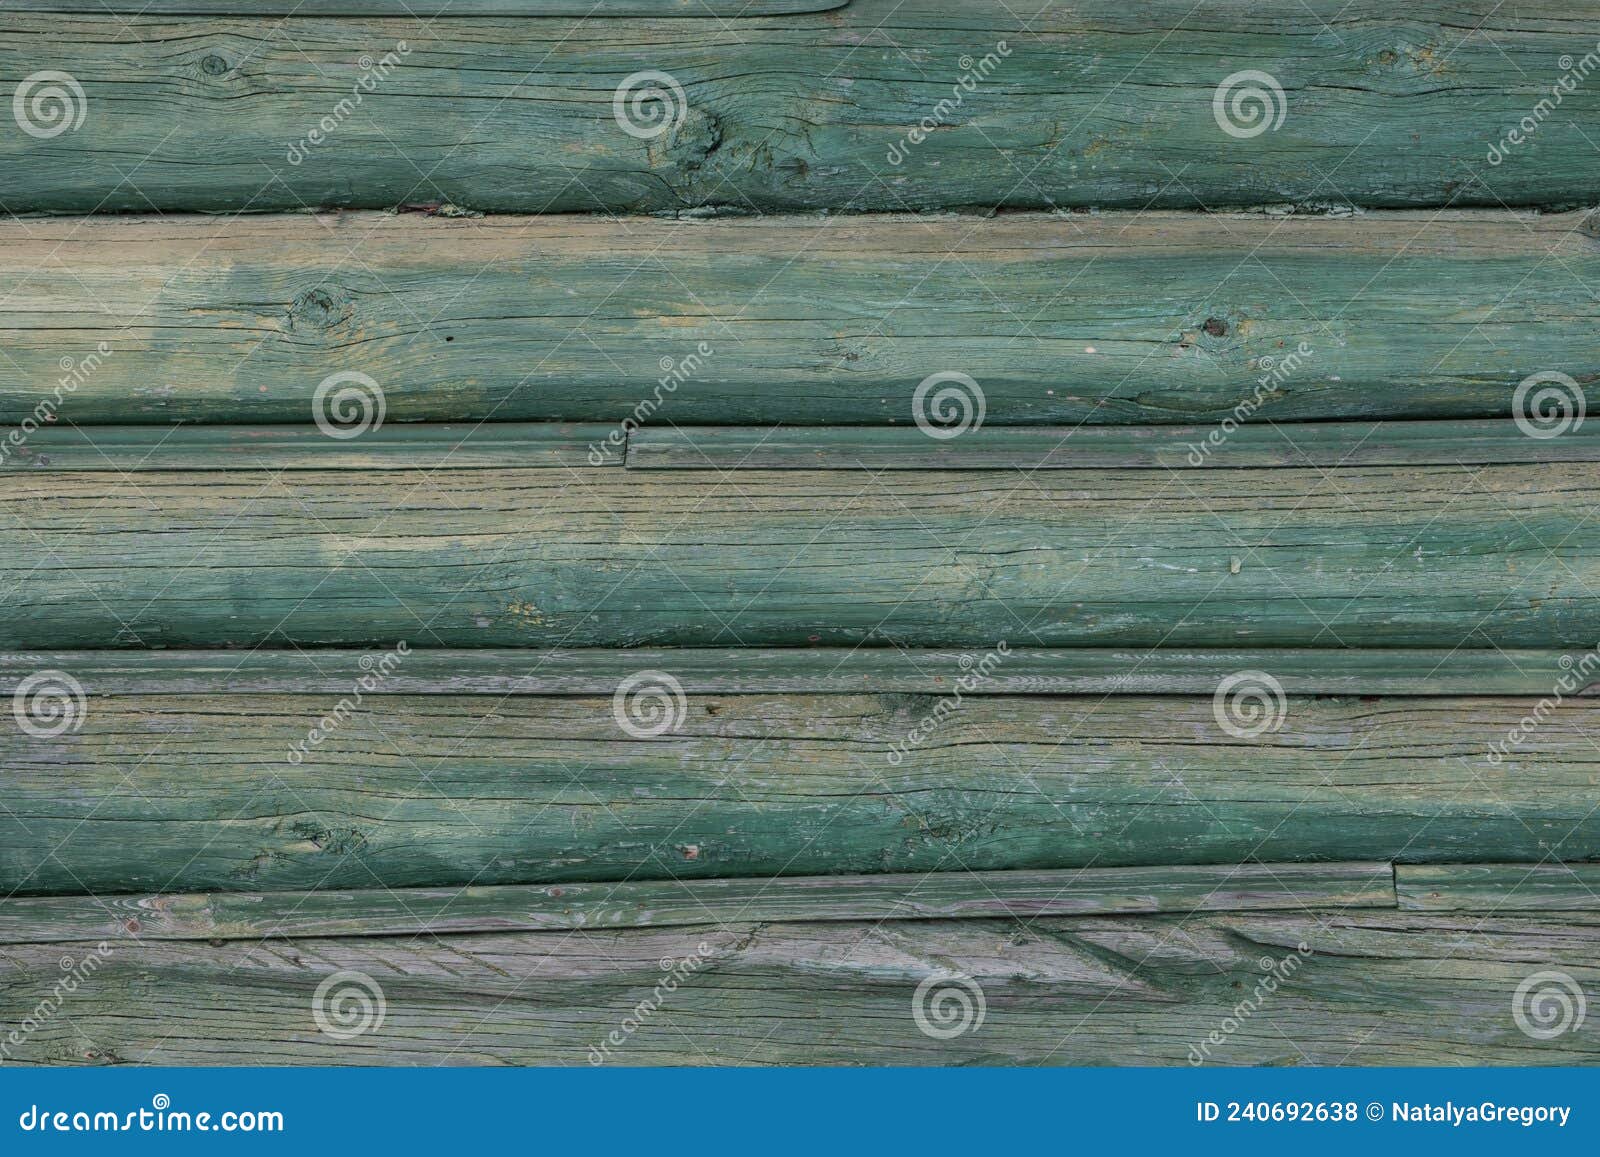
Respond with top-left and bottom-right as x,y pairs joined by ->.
5,2 -> 1599,214
1398,864 -> 1600,911
5,0 -> 846,11
3,211 -> 1595,426
4,695 -> 1595,894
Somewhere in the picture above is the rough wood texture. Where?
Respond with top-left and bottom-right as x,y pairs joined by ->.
0,864 -> 1396,942
3,212 -> 1596,427
632,421 -> 1600,470
1398,864 -> 1600,911
4,912 -> 1595,1064
3,647 -> 1591,696
3,464 -> 1596,648
6,2 -> 1600,213
4,695 -> 1595,895
8,0 -> 846,11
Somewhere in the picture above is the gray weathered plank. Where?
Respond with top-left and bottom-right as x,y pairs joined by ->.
1397,864 -> 1600,912
3,912 -> 1595,1064
4,2 -> 1599,213
5,0 -> 845,11
0,863 -> 1397,942
3,695 -> 1594,894
2,211 -> 1596,427
3,464 -> 1597,648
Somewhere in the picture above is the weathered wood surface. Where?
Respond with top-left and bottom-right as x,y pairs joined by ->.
4,912 -> 1596,1065
1398,864 -> 1600,911
2,211 -> 1597,426
0,864 -> 1396,942
6,2 -> 1600,214
4,695 -> 1595,895
8,0 -> 846,11
0,424 -> 617,471
3,647 -> 1593,696
3,464 -> 1597,648
633,421 -> 1600,470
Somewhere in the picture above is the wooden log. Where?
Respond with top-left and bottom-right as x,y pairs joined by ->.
5,2 -> 1600,214
0,863 -> 1397,942
1397,864 -> 1600,911
3,911 -> 1595,1064
3,695 -> 1596,894
1,647 -> 1591,696
2,211 -> 1596,427
7,0 -> 844,11
4,464 -> 1599,648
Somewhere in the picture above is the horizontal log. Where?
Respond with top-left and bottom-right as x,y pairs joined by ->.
1397,864 -> 1600,911
3,911 -> 1595,1064
632,421 -> 1600,469
4,695 -> 1596,894
4,464 -> 1598,648
3,211 -> 1597,426
2,647 -> 1592,696
0,863 -> 1396,942
6,2 -> 1600,213
7,0 -> 844,11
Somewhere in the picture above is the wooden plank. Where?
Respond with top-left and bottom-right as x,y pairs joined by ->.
0,864 -> 1397,942
6,0 -> 845,12
5,2 -> 1600,214
631,421 -> 1600,470
3,211 -> 1596,427
1398,864 -> 1600,912
3,464 -> 1597,648
0,647 -> 1592,696
3,695 -> 1595,894
3,912 -> 1595,1064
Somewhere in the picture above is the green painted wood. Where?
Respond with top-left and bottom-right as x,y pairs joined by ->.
3,912 -> 1595,1064
1397,864 -> 1600,911
7,0 -> 845,12
3,212 -> 1597,427
3,695 -> 1595,895
4,465 -> 1598,648
5,2 -> 1600,213
1,647 -> 1593,696
631,421 -> 1600,470
0,424 -> 618,471
0,864 -> 1396,942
